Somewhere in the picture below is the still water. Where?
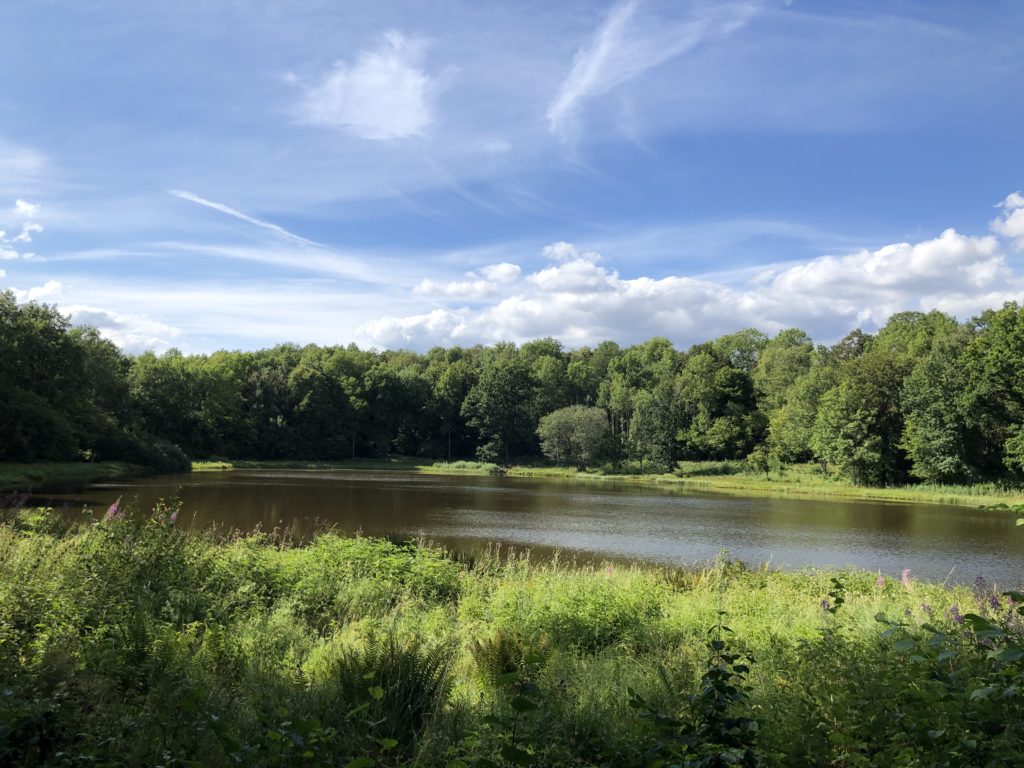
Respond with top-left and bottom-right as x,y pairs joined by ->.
34,469 -> 1024,586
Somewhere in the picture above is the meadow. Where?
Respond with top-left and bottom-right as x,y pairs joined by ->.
2,498 -> 1022,767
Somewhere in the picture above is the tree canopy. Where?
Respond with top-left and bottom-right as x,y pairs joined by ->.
5,288 -> 1024,487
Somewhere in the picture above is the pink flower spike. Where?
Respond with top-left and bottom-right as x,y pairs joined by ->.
104,495 -> 123,521
169,510 -> 178,525
901,568 -> 911,588
876,573 -> 885,589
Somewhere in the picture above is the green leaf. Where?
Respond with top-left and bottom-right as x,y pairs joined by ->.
510,695 -> 539,713
969,686 -> 995,701
500,744 -> 534,765
368,686 -> 384,701
377,738 -> 398,752
345,758 -> 375,768
892,639 -> 916,652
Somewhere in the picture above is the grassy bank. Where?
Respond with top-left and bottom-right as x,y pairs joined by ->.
194,458 -> 1024,508
0,461 -> 148,493
2,502 -> 1022,767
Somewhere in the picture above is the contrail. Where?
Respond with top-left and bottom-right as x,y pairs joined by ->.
169,189 -> 322,247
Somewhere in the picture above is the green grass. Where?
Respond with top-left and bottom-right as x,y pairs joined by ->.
664,462 -> 1024,507
2,502 -> 1022,767
192,457 -> 433,472
0,461 -> 148,492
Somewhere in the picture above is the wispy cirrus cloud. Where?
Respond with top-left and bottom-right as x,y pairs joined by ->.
547,0 -> 764,142
297,31 -> 436,141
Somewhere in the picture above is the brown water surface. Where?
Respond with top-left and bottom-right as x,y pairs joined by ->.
31,469 -> 1024,585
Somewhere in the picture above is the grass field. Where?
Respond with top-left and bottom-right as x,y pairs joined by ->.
2,502 -> 1021,767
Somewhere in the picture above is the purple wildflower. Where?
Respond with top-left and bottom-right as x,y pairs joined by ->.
920,603 -> 933,617
949,605 -> 964,625
820,599 -> 831,612
988,595 -> 1001,611
901,568 -> 912,588
169,510 -> 178,525
104,495 -> 124,521
974,574 -> 987,592
606,565 -> 613,576
876,573 -> 885,589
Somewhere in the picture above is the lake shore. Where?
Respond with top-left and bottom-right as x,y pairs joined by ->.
191,458 -> 1024,508
0,461 -> 148,493
2,509 -> 1019,766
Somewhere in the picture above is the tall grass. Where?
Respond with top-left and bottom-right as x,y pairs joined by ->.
3,503 -> 1022,766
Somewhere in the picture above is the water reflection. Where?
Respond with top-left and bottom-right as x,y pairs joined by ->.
30,469 -> 1024,586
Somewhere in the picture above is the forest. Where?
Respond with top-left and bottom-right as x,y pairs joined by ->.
3,288 -> 1024,487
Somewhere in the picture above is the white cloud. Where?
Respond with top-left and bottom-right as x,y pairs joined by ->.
13,222 -> 42,243
0,268 -> 5,279
992,191 -> 1024,247
547,1 -> 761,141
299,31 -> 435,140
414,277 -> 496,300
11,279 -> 63,302
480,262 -> 521,282
65,305 -> 183,354
168,190 -> 322,247
414,262 -> 522,299
541,241 -> 601,263
359,308 -> 465,348
13,199 -> 39,218
1,197 -> 45,254
361,207 -> 1024,350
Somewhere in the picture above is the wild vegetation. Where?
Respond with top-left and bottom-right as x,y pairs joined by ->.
4,288 -> 1024,488
2,499 -> 1022,767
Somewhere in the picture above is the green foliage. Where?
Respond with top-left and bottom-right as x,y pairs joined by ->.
1,506 -> 1016,767
536,405 -> 609,469
811,351 -> 911,485
629,612 -> 761,768
7,289 -> 1024,492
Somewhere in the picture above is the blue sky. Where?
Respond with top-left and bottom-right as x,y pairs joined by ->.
2,0 -> 1023,352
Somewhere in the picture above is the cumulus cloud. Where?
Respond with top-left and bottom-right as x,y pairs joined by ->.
992,191 -> 1024,247
480,262 -> 521,282
359,308 -> 465,349
299,31 -> 435,140
65,305 -> 183,354
541,241 -> 601,263
414,277 -> 496,300
414,262 -> 522,300
361,206 -> 1024,350
11,279 -> 63,302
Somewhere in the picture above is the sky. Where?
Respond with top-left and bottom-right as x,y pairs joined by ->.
2,0 -> 1023,354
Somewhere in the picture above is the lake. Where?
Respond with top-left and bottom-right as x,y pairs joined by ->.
30,468 -> 1024,586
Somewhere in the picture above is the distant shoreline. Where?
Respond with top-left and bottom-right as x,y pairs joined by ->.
188,458 -> 1024,509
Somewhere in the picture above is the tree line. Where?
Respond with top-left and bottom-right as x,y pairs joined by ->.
3,288 -> 1023,486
